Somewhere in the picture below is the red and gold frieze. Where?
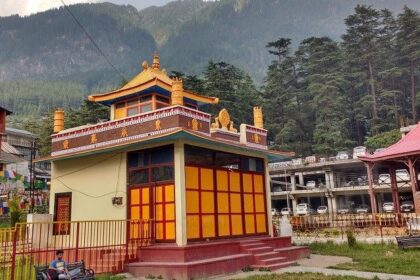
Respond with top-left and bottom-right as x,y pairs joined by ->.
51,106 -> 210,157
243,125 -> 268,150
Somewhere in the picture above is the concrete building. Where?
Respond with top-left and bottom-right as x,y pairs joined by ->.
269,158 -> 414,215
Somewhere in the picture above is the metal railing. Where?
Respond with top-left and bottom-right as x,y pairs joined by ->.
274,213 -> 417,243
0,219 -> 154,280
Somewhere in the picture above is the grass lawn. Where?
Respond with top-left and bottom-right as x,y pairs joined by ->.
310,242 -> 420,276
232,272 -> 376,280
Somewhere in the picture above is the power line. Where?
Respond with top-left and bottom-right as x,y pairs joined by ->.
60,0 -> 126,81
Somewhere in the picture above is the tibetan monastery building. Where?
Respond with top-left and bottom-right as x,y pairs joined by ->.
46,53 -> 306,278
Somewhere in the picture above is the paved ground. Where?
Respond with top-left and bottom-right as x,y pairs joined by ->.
117,254 -> 420,280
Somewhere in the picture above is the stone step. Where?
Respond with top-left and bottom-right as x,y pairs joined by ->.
252,260 -> 296,271
253,251 -> 282,261
274,246 -> 310,260
240,243 -> 266,249
243,246 -> 274,255
255,256 -> 286,266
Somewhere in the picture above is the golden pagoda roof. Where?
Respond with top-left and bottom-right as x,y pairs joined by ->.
88,52 -> 218,106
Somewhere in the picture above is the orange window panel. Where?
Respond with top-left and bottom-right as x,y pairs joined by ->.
186,190 -> 199,214
185,166 -> 199,189
230,193 -> 242,213
165,185 -> 175,202
165,203 -> 175,220
142,188 -> 149,204
201,192 -> 214,213
243,174 -> 253,193
216,170 -> 228,191
202,215 -> 216,238
245,214 -> 256,234
230,172 -> 241,192
155,205 -> 163,221
254,194 -> 265,213
217,193 -> 229,213
218,215 -> 230,236
253,175 -> 264,193
201,168 -> 214,190
187,215 -> 200,239
256,214 -> 267,233
166,222 -> 175,240
141,206 -> 149,219
130,206 -> 140,220
155,186 -> 163,203
114,107 -> 126,120
231,214 -> 243,235
130,223 -> 140,239
131,189 -> 140,205
244,194 -> 254,213
155,222 -> 164,240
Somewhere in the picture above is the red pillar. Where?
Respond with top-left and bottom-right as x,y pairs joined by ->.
365,162 -> 377,214
389,166 -> 400,214
408,158 -> 420,213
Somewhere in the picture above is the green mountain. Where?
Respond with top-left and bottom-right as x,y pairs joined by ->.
0,0 -> 419,118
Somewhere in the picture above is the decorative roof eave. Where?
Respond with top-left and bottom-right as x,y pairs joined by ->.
37,129 -> 292,163
0,106 -> 12,115
183,90 -> 219,105
359,151 -> 420,163
88,78 -> 172,104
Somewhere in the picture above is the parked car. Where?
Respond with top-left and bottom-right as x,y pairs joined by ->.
378,173 -> 391,184
353,146 -> 367,159
396,169 -> 410,182
336,151 -> 350,160
280,208 -> 292,216
400,201 -> 414,212
374,148 -> 386,154
305,180 -> 316,189
317,205 -> 328,214
271,208 -> 279,216
305,155 -> 319,164
337,207 -> 351,214
355,205 -> 370,214
296,203 -> 314,215
382,202 -> 394,213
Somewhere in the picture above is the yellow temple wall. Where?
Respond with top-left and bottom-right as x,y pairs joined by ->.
50,152 -> 127,221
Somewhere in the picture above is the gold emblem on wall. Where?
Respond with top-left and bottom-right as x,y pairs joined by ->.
120,127 -> 128,138
63,140 -> 69,149
90,134 -> 98,144
211,109 -> 237,132
155,119 -> 162,130
253,133 -> 261,144
191,119 -> 199,130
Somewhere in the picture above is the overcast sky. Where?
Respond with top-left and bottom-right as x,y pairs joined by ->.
0,0 -> 174,17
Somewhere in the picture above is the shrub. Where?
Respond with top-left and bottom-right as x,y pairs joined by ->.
346,230 -> 356,247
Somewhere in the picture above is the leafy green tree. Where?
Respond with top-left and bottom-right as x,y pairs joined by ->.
396,7 -> 420,122
365,129 -> 401,150
297,37 -> 354,155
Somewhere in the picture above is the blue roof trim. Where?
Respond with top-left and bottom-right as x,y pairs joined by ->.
98,85 -> 171,106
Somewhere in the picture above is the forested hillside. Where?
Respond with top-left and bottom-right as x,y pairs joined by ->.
0,1 -> 419,157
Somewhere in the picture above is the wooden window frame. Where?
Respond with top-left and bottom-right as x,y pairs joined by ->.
115,93 -> 171,119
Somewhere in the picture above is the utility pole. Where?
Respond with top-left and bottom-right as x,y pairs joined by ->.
29,139 -> 36,213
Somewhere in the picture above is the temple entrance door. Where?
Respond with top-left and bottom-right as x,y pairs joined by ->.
129,184 -> 175,242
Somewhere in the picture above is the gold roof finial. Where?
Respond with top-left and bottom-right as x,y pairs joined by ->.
152,51 -> 160,70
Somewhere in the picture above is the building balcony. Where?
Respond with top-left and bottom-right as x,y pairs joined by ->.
51,105 -> 268,158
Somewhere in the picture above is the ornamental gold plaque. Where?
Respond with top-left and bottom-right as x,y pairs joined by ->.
120,127 -> 128,138
63,140 -> 69,149
155,119 -> 162,130
90,134 -> 98,144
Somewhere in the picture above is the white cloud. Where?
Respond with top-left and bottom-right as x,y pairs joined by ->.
0,0 -> 98,17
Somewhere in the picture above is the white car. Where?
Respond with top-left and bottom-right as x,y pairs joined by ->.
355,205 -> 370,214
317,206 -> 328,214
306,180 -> 316,189
396,169 -> 410,182
296,203 -> 314,215
280,208 -> 292,216
271,208 -> 279,216
336,151 -> 350,160
352,146 -> 367,159
382,202 -> 394,213
401,201 -> 414,212
378,174 -> 391,184
337,207 -> 351,214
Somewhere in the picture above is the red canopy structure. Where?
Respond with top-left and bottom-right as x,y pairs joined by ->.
360,123 -> 420,214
